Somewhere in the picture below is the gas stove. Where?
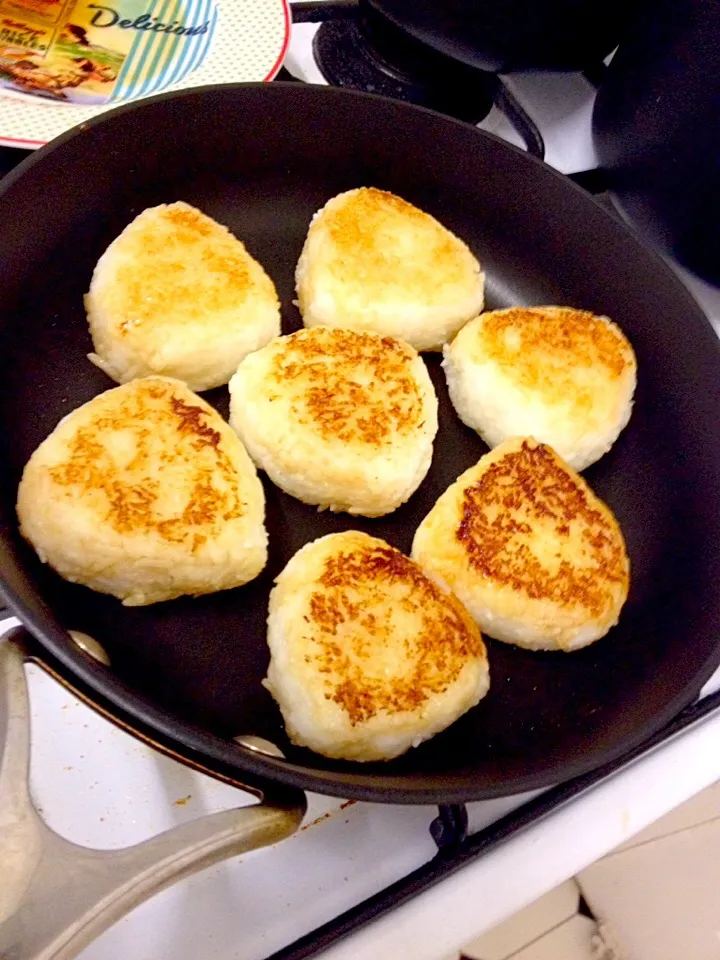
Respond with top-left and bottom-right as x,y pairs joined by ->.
2,4 -> 720,959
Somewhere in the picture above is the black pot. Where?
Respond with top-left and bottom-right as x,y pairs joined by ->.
367,0 -> 638,73
593,0 -> 720,284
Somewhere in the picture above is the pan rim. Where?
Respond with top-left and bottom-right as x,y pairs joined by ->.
3,577 -> 718,804
1,81 -> 719,804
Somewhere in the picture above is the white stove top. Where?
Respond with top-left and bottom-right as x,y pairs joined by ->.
3,9 -> 720,960
5,613 -> 720,960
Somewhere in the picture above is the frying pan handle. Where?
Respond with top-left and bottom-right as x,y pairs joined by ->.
0,631 -> 307,960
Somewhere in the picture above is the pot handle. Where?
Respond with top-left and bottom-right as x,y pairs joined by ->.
0,631 -> 307,960
491,78 -> 545,160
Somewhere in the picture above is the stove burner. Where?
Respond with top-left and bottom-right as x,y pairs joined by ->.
313,7 -> 495,125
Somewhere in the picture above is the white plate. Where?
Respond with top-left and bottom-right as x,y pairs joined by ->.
0,0 -> 290,148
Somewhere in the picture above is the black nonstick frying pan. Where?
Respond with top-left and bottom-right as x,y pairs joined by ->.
1,83 -> 720,812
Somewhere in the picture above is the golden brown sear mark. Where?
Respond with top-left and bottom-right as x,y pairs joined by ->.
269,329 -> 424,445
162,203 -> 215,237
456,440 -> 627,617
49,382 -> 243,544
307,543 -> 484,725
323,187 -> 466,289
169,396 -> 221,448
482,307 -> 631,381
114,204 -> 254,334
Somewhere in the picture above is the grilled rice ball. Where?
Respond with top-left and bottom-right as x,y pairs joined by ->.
412,438 -> 629,652
295,187 -> 484,352
17,377 -> 267,606
85,202 -> 281,392
265,531 -> 490,762
443,306 -> 637,470
228,327 -> 438,517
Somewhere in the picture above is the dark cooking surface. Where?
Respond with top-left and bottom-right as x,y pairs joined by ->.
0,84 -> 719,802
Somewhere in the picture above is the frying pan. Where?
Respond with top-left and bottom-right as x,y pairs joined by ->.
1,83 -> 720,846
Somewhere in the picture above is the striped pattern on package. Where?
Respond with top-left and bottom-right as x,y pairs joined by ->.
110,0 -> 218,103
